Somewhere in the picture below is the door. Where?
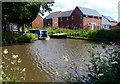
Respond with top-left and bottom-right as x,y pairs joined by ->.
91,24 -> 94,30
90,22 -> 96,30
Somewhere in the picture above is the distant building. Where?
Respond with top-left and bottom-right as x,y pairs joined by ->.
101,15 -> 111,30
58,10 -> 74,29
32,15 -> 44,28
44,11 -> 61,27
102,15 -> 117,26
39,6 -> 117,30
58,6 -> 102,30
3,23 -> 18,32
101,15 -> 118,30
77,6 -> 102,30
118,1 -> 120,22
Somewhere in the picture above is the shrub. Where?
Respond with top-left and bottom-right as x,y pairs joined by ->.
117,22 -> 120,26
59,44 -> 120,84
2,32 -> 37,46
87,44 -> 120,84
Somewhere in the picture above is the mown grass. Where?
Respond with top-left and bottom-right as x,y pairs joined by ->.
2,32 -> 38,46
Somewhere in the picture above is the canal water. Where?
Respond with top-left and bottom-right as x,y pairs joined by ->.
2,39 -> 100,82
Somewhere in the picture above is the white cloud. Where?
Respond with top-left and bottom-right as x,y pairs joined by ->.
43,0 -> 119,21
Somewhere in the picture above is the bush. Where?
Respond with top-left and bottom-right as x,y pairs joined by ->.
60,44 -> 120,84
87,44 -> 120,84
2,32 -> 37,46
117,22 -> 120,26
90,30 -> 120,41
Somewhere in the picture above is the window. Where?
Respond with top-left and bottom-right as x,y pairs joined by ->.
67,17 -> 69,20
86,24 -> 88,27
71,16 -> 74,20
98,17 -> 100,21
71,24 -> 74,27
80,24 -> 82,28
86,15 -> 88,20
38,21 -> 40,24
80,15 -> 82,19
60,17 -> 62,21
92,16 -> 94,20
60,24 -> 62,27
49,20 -> 51,23
97,26 -> 100,29
67,24 -> 69,27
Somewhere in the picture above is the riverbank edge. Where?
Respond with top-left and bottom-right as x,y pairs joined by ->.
67,36 -> 120,44
67,36 -> 106,41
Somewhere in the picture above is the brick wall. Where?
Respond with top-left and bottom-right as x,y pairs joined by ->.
110,22 -> 117,26
52,12 -> 62,27
70,7 -> 83,29
45,12 -> 61,27
32,15 -> 43,28
58,7 -> 83,29
83,16 -> 102,30
58,17 -> 70,28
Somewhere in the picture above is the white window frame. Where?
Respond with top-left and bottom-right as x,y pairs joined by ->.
80,23 -> 82,28
67,17 -> 69,20
80,15 -> 82,19
86,15 -> 88,20
98,17 -> 100,21
92,16 -> 94,20
60,17 -> 62,21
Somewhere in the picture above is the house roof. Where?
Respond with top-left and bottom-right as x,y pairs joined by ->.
78,6 -> 101,17
103,15 -> 117,22
45,11 -> 61,19
58,10 -> 73,17
101,16 -> 111,25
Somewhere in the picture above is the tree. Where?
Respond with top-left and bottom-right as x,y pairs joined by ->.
117,22 -> 120,26
2,1 -> 54,33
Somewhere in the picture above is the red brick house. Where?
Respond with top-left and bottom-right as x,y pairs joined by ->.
44,11 -> 61,27
77,7 -> 102,30
58,6 -> 102,30
32,15 -> 43,28
58,10 -> 74,29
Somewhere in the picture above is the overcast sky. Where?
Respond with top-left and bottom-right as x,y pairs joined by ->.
42,0 -> 119,21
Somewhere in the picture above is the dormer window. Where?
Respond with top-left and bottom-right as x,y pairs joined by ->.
98,17 -> 100,21
86,15 -> 88,20
92,16 -> 94,20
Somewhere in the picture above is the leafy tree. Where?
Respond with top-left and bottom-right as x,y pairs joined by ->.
117,22 -> 120,26
2,1 -> 54,33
